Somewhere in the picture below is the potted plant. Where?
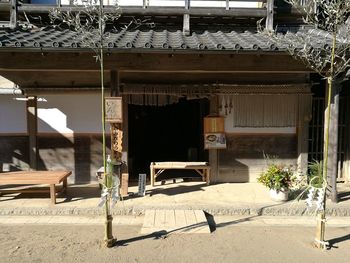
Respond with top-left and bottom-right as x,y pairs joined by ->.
257,164 -> 295,202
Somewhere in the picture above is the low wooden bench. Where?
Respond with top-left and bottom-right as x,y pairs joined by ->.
150,162 -> 210,187
0,171 -> 72,205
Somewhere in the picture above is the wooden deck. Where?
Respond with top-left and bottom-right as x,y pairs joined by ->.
0,171 -> 72,205
141,209 -> 210,234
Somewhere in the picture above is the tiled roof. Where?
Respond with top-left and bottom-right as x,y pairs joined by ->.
0,27 -> 331,52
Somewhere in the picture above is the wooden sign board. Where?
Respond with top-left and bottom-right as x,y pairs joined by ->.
120,173 -> 129,197
105,97 -> 122,123
138,174 -> 147,196
204,133 -> 227,149
204,116 -> 225,133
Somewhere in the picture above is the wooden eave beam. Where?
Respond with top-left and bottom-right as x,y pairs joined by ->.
0,52 -> 311,73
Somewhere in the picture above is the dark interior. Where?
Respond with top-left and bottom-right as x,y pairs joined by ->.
128,98 -> 209,181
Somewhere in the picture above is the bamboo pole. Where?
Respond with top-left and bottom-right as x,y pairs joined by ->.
314,30 -> 337,250
99,0 -> 114,248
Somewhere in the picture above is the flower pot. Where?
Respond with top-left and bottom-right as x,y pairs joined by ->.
269,189 -> 289,202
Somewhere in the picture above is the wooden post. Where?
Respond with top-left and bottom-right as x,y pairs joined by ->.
266,0 -> 274,31
10,0 -> 17,29
27,96 -> 38,170
325,82 -> 340,203
344,96 -> 350,183
183,0 -> 190,35
297,93 -> 312,176
185,0 -> 190,9
150,162 -> 155,187
209,96 -> 219,183
183,14 -> 190,36
120,173 -> 128,196
110,70 -> 128,194
121,93 -> 128,171
110,70 -> 118,97
225,0 -> 229,10
50,184 -> 56,205
143,0 -> 148,9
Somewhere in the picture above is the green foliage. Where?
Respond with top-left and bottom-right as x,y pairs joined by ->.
257,164 -> 295,191
308,160 -> 323,188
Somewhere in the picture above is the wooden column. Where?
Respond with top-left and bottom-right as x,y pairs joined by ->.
110,70 -> 129,195
344,96 -> 350,183
10,0 -> 17,29
209,95 -> 219,183
266,0 -> 274,31
26,96 -> 38,170
110,70 -> 122,161
121,96 -> 128,169
297,93 -> 312,176
225,0 -> 229,10
143,0 -> 148,8
325,81 -> 340,203
183,0 -> 190,35
110,70 -> 119,97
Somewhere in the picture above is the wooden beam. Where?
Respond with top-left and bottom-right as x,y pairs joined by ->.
0,53 -> 310,73
26,96 -> 38,170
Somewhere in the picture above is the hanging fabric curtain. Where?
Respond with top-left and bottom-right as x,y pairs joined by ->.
219,93 -> 311,128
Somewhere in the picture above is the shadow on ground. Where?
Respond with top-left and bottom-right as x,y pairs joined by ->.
147,183 -> 207,196
328,233 -> 350,249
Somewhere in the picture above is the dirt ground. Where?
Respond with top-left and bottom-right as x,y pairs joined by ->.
1,223 -> 350,263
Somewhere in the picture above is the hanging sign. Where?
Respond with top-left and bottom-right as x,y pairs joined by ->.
204,133 -> 227,149
105,97 -> 123,123
138,174 -> 147,196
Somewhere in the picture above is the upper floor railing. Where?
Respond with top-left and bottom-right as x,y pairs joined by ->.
16,0 -> 266,9
0,0 -> 314,30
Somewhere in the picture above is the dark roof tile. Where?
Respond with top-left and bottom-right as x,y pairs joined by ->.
0,27 -> 332,52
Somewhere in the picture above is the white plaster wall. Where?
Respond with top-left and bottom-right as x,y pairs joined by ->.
0,95 -> 27,133
37,93 -> 103,134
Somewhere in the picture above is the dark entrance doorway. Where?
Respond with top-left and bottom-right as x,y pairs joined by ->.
128,98 -> 209,181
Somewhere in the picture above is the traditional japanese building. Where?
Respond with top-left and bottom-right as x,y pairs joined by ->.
0,1 -> 349,200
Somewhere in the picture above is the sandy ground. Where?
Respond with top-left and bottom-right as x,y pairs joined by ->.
1,222 -> 350,263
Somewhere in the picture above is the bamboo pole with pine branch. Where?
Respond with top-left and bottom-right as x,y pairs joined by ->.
259,0 -> 350,249
50,0 -> 121,247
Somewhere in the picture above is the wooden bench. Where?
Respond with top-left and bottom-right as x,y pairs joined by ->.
150,162 -> 210,187
0,171 -> 72,205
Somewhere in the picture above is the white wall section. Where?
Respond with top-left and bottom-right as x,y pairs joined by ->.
0,95 -> 26,133
37,93 -> 103,134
